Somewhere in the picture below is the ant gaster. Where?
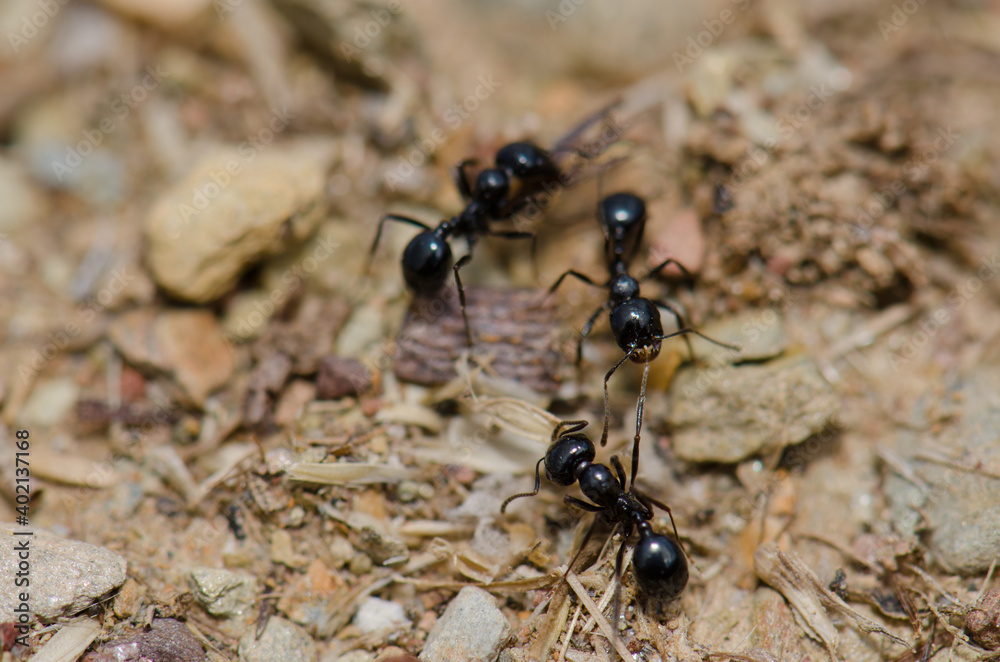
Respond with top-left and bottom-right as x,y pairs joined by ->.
368,142 -> 562,346
548,192 -> 740,455
501,419 -> 688,623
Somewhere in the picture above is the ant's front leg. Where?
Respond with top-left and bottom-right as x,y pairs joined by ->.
453,158 -> 478,201
366,214 -> 432,274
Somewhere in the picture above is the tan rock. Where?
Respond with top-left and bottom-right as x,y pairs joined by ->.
108,308 -> 234,406
144,142 -> 335,303
669,355 -> 839,463
95,0 -> 211,29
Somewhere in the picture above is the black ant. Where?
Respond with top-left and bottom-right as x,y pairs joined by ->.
367,100 -> 625,348
501,419 -> 688,628
547,192 -> 740,451
367,141 -> 572,347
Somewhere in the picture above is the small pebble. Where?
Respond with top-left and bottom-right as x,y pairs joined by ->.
349,553 -> 373,576
107,308 -> 234,406
353,597 -> 411,635
91,618 -> 205,662
316,356 -> 372,400
238,616 -> 317,662
418,587 -> 512,662
188,568 -> 257,619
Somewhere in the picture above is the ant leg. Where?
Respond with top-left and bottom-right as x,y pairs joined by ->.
610,456 -> 627,490
366,214 -> 432,274
550,99 -> 622,156
501,458 -> 544,513
564,495 -> 605,513
562,515 -> 604,581
452,159 -> 478,201
576,302 -> 611,368
453,254 -> 475,347
636,493 -> 682,549
547,269 -> 603,296
642,257 -> 694,282
630,360 -> 650,492
651,298 -> 740,362
552,419 -> 589,441
602,348 -> 636,447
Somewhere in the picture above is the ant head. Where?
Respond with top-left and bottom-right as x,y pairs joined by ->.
474,168 -> 510,210
402,230 -> 452,294
544,432 -> 595,486
495,142 -> 559,181
599,192 -> 647,266
609,273 -> 639,305
609,298 -> 663,361
632,527 -> 688,603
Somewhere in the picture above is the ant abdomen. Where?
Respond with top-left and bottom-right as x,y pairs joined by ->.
402,231 -> 452,294
495,142 -> 559,181
632,527 -> 688,603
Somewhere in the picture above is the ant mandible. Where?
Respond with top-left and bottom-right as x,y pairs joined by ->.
547,192 -> 740,458
367,141 -> 564,347
501,419 -> 688,625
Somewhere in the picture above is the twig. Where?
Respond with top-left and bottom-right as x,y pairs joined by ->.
565,571 -> 634,662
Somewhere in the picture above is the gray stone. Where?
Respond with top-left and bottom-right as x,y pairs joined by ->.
0,524 -> 127,620
419,586 -> 511,662
189,568 -> 257,619
686,308 -> 790,364
669,355 -> 839,463
886,364 -> 1000,574
238,616 -> 317,662
144,141 -> 336,303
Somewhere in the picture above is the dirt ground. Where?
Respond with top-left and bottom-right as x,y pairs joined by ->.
3,0 -> 1000,660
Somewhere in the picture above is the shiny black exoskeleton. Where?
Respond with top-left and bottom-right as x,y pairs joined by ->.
501,420 -> 688,618
368,142 -> 561,346
548,192 -> 739,447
